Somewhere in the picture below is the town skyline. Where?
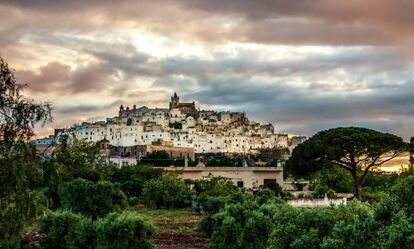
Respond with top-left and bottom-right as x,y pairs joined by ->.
1,1 -> 413,140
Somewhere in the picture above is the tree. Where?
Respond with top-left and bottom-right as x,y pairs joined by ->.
40,211 -> 96,249
139,150 -> 172,166
102,164 -> 162,199
0,57 -> 52,160
95,212 -> 155,249
141,174 -> 191,208
42,135 -> 105,208
287,127 -> 407,200
0,57 -> 52,247
61,179 -> 127,219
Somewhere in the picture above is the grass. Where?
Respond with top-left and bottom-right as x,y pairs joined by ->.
133,207 -> 202,234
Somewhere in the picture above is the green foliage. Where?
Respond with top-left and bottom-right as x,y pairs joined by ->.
292,178 -> 307,191
287,127 -> 408,199
40,211 -> 155,249
61,179 -> 127,219
0,57 -> 52,248
320,201 -> 379,249
0,190 -> 47,249
311,167 -> 354,193
169,121 -> 182,130
53,135 -> 103,182
191,176 -> 238,210
377,211 -> 414,249
204,156 -> 246,167
142,174 -> 191,208
374,175 -> 414,223
42,135 -> 106,208
95,211 -> 155,249
101,164 -> 162,198
312,184 -> 336,198
268,205 -> 339,249
209,196 -> 269,249
200,175 -> 414,249
139,150 -> 197,166
40,210 -> 95,249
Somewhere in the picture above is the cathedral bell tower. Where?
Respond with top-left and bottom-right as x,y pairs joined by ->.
170,92 -> 180,109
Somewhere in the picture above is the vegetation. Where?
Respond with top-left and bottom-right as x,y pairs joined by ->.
139,150 -> 197,166
39,211 -> 95,249
0,57 -> 52,248
142,173 -> 191,208
204,155 -> 246,167
169,121 -> 183,130
199,176 -> 414,249
95,211 -> 155,249
40,210 -> 155,249
61,179 -> 127,219
101,164 -> 162,201
287,127 -> 408,199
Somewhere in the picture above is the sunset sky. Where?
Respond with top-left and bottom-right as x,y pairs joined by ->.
1,0 -> 413,139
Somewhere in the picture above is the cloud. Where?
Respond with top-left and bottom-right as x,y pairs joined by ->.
1,0 -> 413,140
3,0 -> 414,51
17,61 -> 117,94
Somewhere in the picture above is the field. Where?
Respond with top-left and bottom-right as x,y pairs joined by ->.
135,208 -> 210,249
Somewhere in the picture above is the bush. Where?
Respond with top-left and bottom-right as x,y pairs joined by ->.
311,167 -> 354,193
192,176 -> 238,211
101,164 -> 162,198
0,190 -> 47,249
312,184 -> 336,199
95,212 -> 155,249
40,211 -> 155,249
40,211 -> 96,249
142,174 -> 191,208
61,179 -> 127,219
208,196 -> 273,249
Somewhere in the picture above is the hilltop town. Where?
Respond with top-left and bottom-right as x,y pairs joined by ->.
45,93 -> 305,160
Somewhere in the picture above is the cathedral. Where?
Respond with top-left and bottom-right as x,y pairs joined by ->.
169,92 -> 197,114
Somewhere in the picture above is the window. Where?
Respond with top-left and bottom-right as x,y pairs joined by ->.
237,181 -> 244,188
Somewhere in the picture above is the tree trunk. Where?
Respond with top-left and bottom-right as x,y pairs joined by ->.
351,170 -> 363,200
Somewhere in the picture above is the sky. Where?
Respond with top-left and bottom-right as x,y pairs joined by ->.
1,0 -> 413,139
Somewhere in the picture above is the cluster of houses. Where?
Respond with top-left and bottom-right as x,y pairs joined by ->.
33,93 -> 307,191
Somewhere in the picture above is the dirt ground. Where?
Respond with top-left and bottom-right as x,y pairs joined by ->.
136,208 -> 210,249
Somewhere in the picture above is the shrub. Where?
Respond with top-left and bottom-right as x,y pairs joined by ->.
95,211 -> 155,249
102,164 -> 162,198
61,179 -> 127,219
312,184 -> 336,198
256,188 -> 275,205
142,174 -> 191,208
208,198 -> 273,249
192,176 -> 238,211
40,211 -> 96,249
40,211 -> 155,249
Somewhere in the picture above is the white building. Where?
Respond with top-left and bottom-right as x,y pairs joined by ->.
59,93 -> 299,154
